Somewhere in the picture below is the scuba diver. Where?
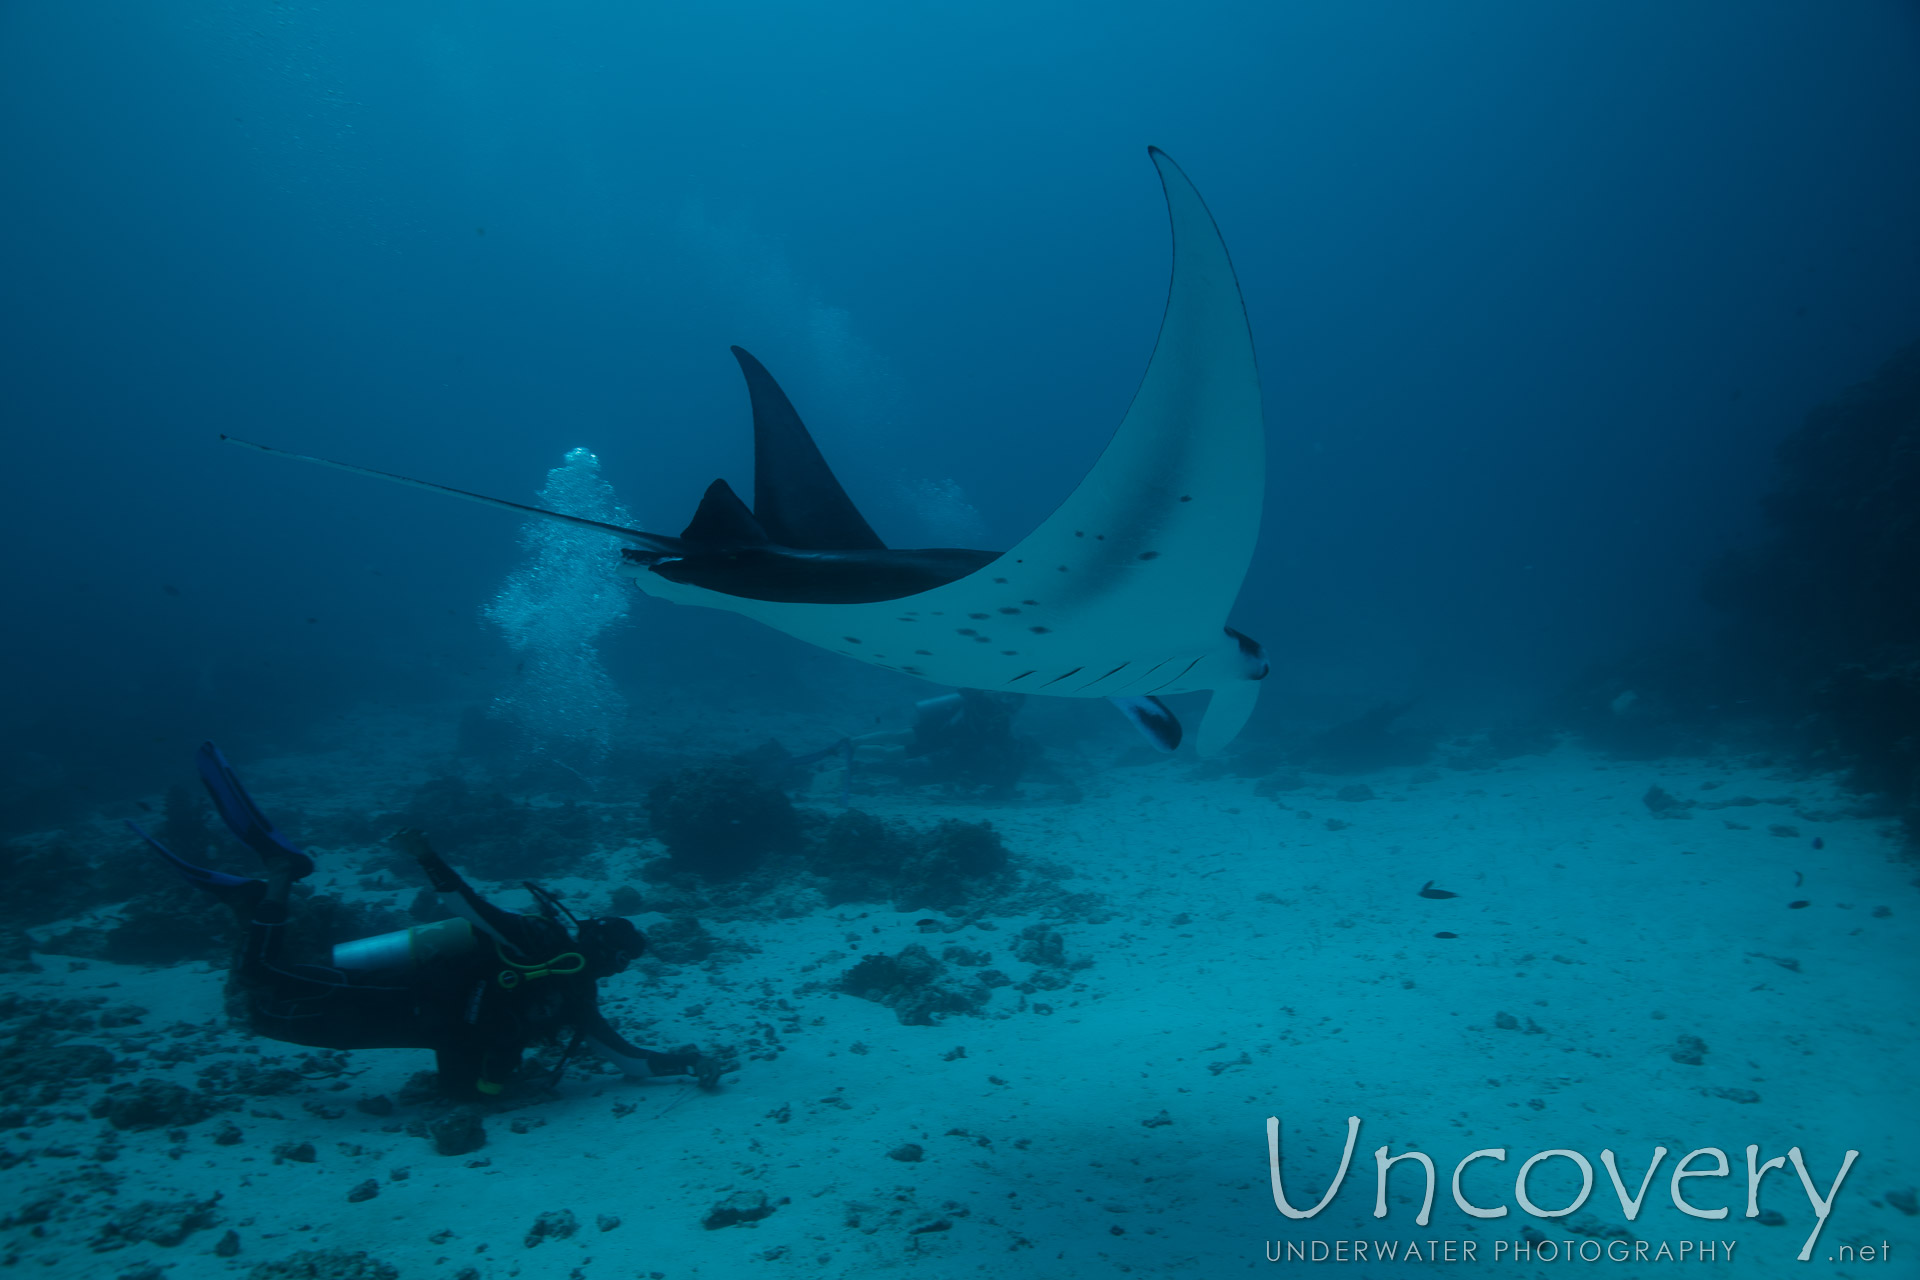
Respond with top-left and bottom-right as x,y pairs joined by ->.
842,688 -> 1030,792
129,742 -> 717,1100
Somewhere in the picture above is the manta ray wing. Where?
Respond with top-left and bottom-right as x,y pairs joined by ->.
632,148 -> 1266,753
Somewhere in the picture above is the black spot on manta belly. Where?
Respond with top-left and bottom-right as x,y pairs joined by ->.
1138,551 -> 1159,561
969,613 -> 990,619
1180,494 -> 1191,502
957,628 -> 977,636
1030,626 -> 1050,634
915,650 -> 931,655
993,577 -> 1008,583
998,607 -> 1020,614
1022,599 -> 1039,606
843,637 -> 862,644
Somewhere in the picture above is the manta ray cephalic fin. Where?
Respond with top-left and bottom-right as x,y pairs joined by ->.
1110,696 -> 1182,753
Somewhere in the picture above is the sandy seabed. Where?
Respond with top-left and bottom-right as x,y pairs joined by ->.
4,712 -> 1914,1280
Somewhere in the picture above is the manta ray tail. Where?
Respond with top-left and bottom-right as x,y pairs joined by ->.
730,346 -> 886,552
220,436 -> 677,552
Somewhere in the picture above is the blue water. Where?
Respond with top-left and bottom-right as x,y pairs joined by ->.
1,4 -> 1917,1275
5,2 -> 1916,807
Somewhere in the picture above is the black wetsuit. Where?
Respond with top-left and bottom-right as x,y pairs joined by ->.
236,858 -> 686,1099
902,689 -> 1026,789
907,689 -> 1015,758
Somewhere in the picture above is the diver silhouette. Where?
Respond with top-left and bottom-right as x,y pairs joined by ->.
130,742 -> 717,1100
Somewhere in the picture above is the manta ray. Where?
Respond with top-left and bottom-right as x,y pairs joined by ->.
229,147 -> 1268,755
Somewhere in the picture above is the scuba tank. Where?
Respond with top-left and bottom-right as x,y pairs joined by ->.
331,916 -> 477,975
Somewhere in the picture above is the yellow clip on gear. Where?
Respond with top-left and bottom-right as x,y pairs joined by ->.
494,943 -> 586,991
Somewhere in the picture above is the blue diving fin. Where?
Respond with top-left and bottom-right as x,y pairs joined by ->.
195,741 -> 315,877
127,819 -> 267,907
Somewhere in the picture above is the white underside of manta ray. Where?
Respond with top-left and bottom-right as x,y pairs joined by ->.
229,147 -> 1269,755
